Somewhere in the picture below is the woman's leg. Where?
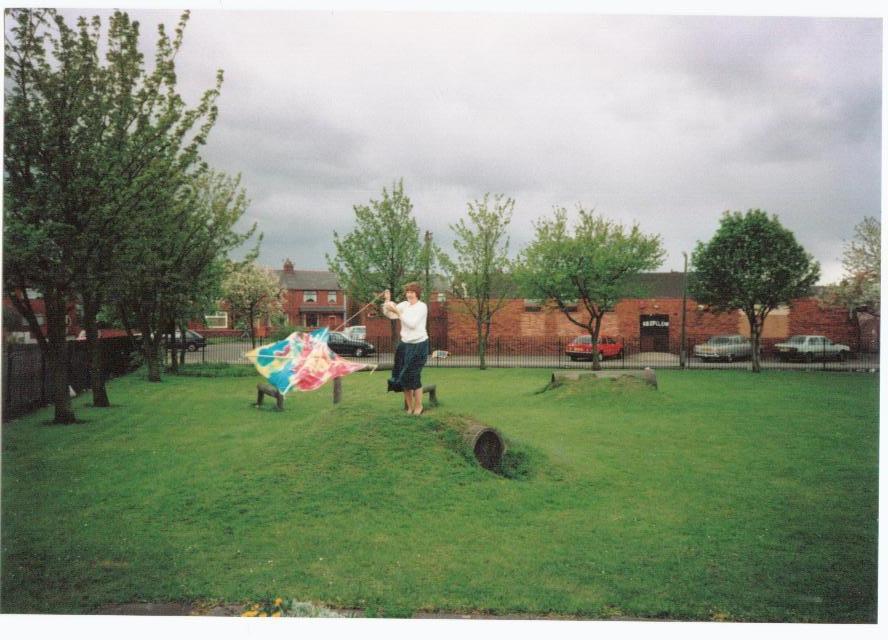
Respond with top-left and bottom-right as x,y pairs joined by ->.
412,388 -> 423,414
403,390 -> 414,413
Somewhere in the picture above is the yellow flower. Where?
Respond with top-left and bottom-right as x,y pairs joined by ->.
259,612 -> 268,617
273,597 -> 283,607
272,611 -> 282,617
242,610 -> 258,617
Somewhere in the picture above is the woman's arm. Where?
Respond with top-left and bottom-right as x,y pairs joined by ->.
382,300 -> 401,320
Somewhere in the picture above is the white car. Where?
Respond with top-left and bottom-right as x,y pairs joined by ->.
342,325 -> 366,340
774,335 -> 850,362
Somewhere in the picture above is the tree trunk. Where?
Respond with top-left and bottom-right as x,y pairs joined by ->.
390,318 -> 399,352
749,315 -> 762,373
45,289 -> 77,423
179,321 -> 187,366
590,319 -> 603,371
168,326 -> 179,374
249,308 -> 256,349
82,294 -> 110,407
478,318 -> 487,370
140,318 -> 162,382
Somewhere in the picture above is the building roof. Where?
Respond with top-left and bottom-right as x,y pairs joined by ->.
275,269 -> 341,290
273,267 -> 449,294
624,272 -> 688,298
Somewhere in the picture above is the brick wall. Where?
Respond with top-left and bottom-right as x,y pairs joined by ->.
363,294 -> 861,353
787,298 -> 860,350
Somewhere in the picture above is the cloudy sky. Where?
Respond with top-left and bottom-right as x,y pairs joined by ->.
48,3 -> 882,284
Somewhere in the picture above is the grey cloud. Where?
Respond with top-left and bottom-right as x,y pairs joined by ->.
33,10 -> 880,285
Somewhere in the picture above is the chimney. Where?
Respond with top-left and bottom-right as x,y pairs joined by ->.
283,258 -> 294,273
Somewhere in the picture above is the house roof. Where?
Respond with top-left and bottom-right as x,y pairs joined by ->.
275,269 -> 341,290
273,268 -> 449,294
624,272 -> 688,298
272,269 -> 821,301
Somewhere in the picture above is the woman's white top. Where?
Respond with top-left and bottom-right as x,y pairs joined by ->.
383,300 -> 428,343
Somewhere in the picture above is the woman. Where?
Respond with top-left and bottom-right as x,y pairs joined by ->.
382,282 -> 429,415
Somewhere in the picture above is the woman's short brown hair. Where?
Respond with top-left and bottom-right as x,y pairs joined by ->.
403,281 -> 422,299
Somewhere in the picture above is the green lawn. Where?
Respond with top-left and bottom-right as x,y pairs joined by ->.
0,367 -> 878,621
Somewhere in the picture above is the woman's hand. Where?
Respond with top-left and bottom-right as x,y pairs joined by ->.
383,300 -> 400,316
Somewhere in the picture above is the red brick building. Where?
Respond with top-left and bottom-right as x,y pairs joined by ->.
275,259 -> 347,330
365,272 -> 865,354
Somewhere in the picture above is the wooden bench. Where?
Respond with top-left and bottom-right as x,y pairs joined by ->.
256,382 -> 285,411
403,384 -> 439,410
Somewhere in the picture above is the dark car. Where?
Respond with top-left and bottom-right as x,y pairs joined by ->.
327,331 -> 375,357
166,329 -> 207,352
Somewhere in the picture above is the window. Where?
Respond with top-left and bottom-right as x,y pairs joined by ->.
304,290 -> 317,303
205,312 -> 228,329
327,291 -> 337,304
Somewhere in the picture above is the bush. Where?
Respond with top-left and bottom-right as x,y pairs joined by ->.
269,325 -> 312,341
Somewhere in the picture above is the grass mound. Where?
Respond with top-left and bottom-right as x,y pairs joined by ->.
539,373 -> 657,397
432,414 -> 544,480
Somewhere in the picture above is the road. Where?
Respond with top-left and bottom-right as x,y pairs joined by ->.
178,341 -> 879,372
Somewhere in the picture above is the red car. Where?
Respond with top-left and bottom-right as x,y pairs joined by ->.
565,335 -> 623,361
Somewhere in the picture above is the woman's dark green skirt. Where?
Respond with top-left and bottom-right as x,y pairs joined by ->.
388,339 -> 429,392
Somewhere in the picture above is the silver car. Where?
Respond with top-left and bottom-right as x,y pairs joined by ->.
693,334 -> 753,362
775,335 -> 850,362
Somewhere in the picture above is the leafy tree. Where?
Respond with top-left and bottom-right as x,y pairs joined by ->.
327,179 -> 431,345
438,193 -> 516,369
821,216 -> 880,318
691,209 -> 820,372
3,9 -> 223,418
222,261 -> 285,349
516,206 -> 665,370
114,170 -> 254,381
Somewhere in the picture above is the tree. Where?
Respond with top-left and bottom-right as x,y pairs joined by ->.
516,206 -> 665,370
326,179 -> 430,345
222,261 -> 285,349
3,9 -> 222,419
113,170 -> 254,381
691,209 -> 820,373
438,193 -> 516,369
821,216 -> 880,317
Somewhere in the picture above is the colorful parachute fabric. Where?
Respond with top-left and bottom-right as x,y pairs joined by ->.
245,328 -> 366,394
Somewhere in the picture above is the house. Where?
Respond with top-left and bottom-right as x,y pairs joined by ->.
3,289 -> 80,343
275,259 -> 347,329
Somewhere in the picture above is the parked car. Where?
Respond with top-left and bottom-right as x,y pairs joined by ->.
774,335 -> 850,362
565,335 -> 623,361
693,334 -> 753,362
342,325 -> 366,340
327,331 -> 375,357
166,329 -> 206,352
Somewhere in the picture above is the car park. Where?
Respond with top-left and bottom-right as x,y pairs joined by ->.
327,331 -> 375,357
693,334 -> 753,362
774,335 -> 850,362
565,335 -> 623,361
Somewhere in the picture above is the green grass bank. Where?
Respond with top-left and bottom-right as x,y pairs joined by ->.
1,368 -> 878,621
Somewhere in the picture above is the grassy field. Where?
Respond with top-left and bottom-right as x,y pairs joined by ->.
0,367 -> 878,621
